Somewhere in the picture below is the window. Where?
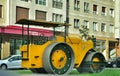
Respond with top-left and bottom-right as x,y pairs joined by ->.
74,19 -> 79,28
0,5 -> 2,18
16,7 -> 29,21
109,24 -> 114,33
53,0 -> 63,9
93,5 -> 98,14
110,8 -> 114,17
9,56 -> 20,61
101,23 -> 106,32
74,0 -> 80,11
52,13 -> 63,22
84,2 -> 89,13
84,20 -> 89,28
10,39 -> 22,55
102,6 -> 106,16
93,22 -> 98,31
36,0 -> 46,5
36,10 -> 46,21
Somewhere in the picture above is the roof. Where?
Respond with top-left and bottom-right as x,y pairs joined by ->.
16,19 -> 71,27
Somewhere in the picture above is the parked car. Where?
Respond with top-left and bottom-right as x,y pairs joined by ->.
0,55 -> 22,70
106,57 -> 120,68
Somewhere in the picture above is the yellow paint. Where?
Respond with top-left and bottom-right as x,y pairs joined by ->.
20,41 -> 53,68
93,57 -> 100,62
20,35 -> 94,68
92,57 -> 100,69
51,50 -> 67,69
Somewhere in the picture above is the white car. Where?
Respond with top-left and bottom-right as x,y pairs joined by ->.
0,55 -> 22,70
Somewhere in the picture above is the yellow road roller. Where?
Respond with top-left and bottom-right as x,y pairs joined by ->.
16,19 -> 106,75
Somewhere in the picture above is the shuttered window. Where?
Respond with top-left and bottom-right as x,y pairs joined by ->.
35,10 -> 46,21
93,5 -> 97,11
93,5 -> 98,14
0,5 -> 2,18
16,6 -> 29,21
102,7 -> 106,12
101,6 -> 106,16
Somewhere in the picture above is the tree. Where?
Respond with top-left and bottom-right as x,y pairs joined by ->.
79,25 -> 96,48
79,25 -> 89,40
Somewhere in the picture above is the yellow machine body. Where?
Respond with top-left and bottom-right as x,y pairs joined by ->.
20,36 -> 93,68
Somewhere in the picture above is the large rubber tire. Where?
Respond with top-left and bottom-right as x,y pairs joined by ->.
77,52 -> 106,73
30,68 -> 47,73
43,43 -> 75,75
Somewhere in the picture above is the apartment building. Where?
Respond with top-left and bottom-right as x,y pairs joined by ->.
68,0 -> 117,60
0,0 -> 67,59
0,0 -> 119,60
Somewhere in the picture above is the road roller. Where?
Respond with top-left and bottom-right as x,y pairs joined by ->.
16,19 -> 106,75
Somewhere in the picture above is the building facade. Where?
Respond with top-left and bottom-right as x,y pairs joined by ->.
0,0 -> 119,60
0,0 -> 67,59
68,0 -> 117,60
8,0 -> 66,24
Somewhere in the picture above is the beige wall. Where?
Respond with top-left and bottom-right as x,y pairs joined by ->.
0,0 -> 7,26
69,0 -> 115,38
115,0 -> 120,38
115,0 -> 120,57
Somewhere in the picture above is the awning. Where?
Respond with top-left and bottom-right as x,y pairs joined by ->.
0,25 -> 53,36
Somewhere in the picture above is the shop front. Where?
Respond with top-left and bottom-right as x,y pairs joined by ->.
95,37 -> 118,60
0,25 -> 53,59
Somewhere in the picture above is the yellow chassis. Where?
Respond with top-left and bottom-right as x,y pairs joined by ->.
20,36 -> 93,68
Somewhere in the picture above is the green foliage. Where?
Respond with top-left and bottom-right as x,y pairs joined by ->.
70,69 -> 120,76
15,69 -> 120,76
79,25 -> 90,40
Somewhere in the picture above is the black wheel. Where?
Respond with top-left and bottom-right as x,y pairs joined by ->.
77,52 -> 106,73
30,68 -> 47,73
1,64 -> 7,70
43,43 -> 75,75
